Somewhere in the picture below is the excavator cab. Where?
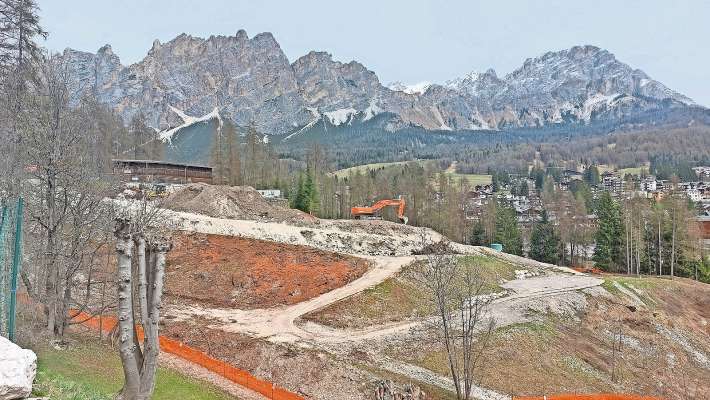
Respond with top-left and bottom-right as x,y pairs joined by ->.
351,195 -> 408,224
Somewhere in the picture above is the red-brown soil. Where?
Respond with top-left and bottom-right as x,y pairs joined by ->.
165,232 -> 369,309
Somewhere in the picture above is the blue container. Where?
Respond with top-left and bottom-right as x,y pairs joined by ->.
490,243 -> 503,252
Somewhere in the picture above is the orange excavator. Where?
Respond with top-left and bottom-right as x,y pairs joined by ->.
351,196 -> 408,224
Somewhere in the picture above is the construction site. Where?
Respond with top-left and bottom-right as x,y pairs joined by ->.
17,182 -> 703,400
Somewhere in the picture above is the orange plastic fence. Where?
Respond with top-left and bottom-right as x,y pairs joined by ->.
70,311 -> 305,400
514,395 -> 662,400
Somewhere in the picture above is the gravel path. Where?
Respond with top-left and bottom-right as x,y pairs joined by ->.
160,352 -> 268,400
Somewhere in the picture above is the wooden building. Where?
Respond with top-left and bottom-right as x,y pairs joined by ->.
112,159 -> 213,184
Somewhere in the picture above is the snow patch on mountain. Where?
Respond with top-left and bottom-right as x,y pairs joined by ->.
283,107 -> 322,141
578,93 -> 625,121
430,106 -> 452,131
363,99 -> 383,121
324,108 -> 358,126
388,81 -> 432,95
159,106 -> 222,142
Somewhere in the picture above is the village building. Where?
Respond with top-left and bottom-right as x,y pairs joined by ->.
112,159 -> 213,184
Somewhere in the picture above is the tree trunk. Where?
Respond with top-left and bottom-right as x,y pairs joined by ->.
114,218 -> 171,400
45,170 -> 59,335
115,222 -> 140,399
671,204 -> 676,278
657,213 -> 662,276
137,242 -> 169,398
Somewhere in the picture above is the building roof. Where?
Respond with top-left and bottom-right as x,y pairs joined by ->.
112,159 -> 212,170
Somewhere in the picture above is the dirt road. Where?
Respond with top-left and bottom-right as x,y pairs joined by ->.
168,255 -> 416,343
168,255 -> 603,345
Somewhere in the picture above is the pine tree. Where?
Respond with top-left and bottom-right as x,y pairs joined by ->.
494,202 -> 523,255
491,173 -> 499,192
209,129 -> 225,184
584,165 -> 601,186
291,173 -> 306,212
0,0 -> 47,194
593,191 -> 624,271
304,167 -> 319,215
0,0 -> 47,79
529,210 -> 560,264
519,180 -> 529,197
224,120 -> 241,185
531,167 -> 545,189
129,112 -> 149,159
470,220 -> 487,246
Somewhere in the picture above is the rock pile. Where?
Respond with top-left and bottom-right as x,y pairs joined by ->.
374,380 -> 426,400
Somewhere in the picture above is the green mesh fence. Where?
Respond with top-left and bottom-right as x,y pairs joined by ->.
0,197 -> 23,341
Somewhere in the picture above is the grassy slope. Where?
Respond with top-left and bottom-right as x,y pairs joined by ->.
445,172 -> 492,186
616,166 -> 648,176
331,160 -> 431,178
394,275 -> 710,399
302,255 -> 517,329
330,159 -> 492,188
32,340 -> 236,400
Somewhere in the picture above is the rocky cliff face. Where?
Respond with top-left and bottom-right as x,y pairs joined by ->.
64,31 -> 311,134
62,32 -> 697,136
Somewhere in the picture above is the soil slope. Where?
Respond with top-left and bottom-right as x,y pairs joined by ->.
166,232 -> 368,309
162,183 -> 314,223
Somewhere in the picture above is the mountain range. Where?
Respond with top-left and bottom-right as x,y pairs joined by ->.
61,30 -> 701,137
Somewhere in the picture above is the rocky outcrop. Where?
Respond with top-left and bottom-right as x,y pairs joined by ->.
0,336 -> 36,400
64,31 -> 310,135
61,32 -> 698,135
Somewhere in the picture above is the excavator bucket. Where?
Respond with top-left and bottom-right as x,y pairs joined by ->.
400,216 -> 409,225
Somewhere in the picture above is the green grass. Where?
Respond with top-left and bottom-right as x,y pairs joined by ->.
495,321 -> 556,338
445,173 -> 492,187
617,166 -> 648,176
305,254 -> 518,329
32,340 -> 236,400
602,275 -> 661,292
331,160 -> 427,178
601,276 -> 663,307
457,255 -> 518,292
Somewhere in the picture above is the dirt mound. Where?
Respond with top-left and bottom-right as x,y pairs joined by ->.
412,239 -> 458,255
165,233 -> 369,309
325,219 -> 419,237
162,183 -> 314,223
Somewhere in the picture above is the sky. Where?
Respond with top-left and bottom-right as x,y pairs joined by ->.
39,0 -> 710,106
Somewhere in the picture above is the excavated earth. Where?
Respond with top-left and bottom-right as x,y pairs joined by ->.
162,183 -> 315,224
166,232 -> 368,309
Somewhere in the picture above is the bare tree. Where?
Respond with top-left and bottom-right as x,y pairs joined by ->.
114,200 -> 172,400
18,54 -> 114,337
416,238 -> 495,400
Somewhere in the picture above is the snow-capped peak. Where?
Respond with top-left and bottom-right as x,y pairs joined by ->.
444,69 -> 501,96
387,81 -> 432,95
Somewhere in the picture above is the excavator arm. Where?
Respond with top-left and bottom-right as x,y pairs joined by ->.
351,196 -> 408,224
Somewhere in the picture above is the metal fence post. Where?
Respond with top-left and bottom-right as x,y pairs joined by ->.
8,197 -> 23,342
0,205 -> 8,336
